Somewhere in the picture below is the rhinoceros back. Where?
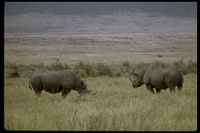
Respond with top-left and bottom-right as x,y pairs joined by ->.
40,70 -> 76,92
143,66 -> 182,89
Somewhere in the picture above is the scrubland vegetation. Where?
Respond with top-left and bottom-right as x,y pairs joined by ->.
4,60 -> 197,131
5,60 -> 197,78
4,3 -> 197,130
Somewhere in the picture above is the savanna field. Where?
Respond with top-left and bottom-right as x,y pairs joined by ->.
4,33 -> 197,131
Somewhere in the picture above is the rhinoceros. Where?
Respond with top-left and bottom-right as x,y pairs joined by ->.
129,65 -> 184,93
29,70 -> 91,97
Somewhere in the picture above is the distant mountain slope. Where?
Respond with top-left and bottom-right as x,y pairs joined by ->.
4,2 -> 197,34
5,2 -> 197,18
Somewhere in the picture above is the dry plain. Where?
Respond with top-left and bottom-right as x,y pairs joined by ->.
4,32 -> 197,65
4,32 -> 197,131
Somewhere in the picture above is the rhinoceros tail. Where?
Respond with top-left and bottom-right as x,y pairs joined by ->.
178,73 -> 184,88
29,81 -> 32,90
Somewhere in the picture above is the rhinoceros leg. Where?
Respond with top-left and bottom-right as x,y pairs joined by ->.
155,88 -> 161,93
62,88 -> 71,98
32,84 -> 42,96
169,86 -> 175,92
146,84 -> 154,93
35,91 -> 42,96
177,86 -> 182,91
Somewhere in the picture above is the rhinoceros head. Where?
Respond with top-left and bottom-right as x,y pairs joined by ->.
129,72 -> 143,88
77,80 -> 91,95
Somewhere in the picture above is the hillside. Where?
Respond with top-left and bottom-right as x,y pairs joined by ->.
5,2 -> 197,17
4,2 -> 197,34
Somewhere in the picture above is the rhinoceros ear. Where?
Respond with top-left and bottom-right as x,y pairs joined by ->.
134,73 -> 138,76
81,81 -> 84,85
81,81 -> 86,86
129,73 -> 135,81
84,79 -> 86,83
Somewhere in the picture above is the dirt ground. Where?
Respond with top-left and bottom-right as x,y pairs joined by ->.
4,32 -> 197,65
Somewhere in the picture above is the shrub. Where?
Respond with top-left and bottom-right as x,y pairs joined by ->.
74,61 -> 96,77
185,60 -> 197,75
8,70 -> 20,78
96,63 -> 112,76
47,62 -> 64,70
122,61 -> 130,67
5,62 -> 18,70
153,61 -> 168,68
4,60 -> 197,78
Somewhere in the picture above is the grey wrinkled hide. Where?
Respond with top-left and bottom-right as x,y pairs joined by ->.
130,65 -> 184,93
29,70 -> 91,97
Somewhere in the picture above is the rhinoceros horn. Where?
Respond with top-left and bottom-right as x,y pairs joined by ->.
129,73 -> 134,82
91,91 -> 97,95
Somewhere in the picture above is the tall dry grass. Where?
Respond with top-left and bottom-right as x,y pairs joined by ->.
4,74 -> 197,131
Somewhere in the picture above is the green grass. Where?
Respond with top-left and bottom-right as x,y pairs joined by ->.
4,60 -> 197,78
4,74 -> 197,131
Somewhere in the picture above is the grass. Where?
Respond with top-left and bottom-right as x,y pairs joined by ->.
4,73 -> 197,131
4,32 -> 196,131
4,60 -> 197,78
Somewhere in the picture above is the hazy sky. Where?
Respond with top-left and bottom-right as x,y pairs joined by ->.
5,2 -> 197,17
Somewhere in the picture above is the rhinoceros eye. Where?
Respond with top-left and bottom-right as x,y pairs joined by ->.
81,81 -> 86,86
134,73 -> 138,77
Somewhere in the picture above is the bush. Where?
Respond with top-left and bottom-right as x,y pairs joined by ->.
153,61 -> 168,68
74,61 -> 96,77
122,61 -> 130,67
47,62 -> 64,70
5,62 -> 19,70
186,60 -> 197,74
4,60 -> 197,78
8,70 -> 20,78
172,60 -> 197,75
96,63 -> 112,76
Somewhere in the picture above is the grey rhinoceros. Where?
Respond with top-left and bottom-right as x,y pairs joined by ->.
29,70 -> 91,97
129,65 -> 184,93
